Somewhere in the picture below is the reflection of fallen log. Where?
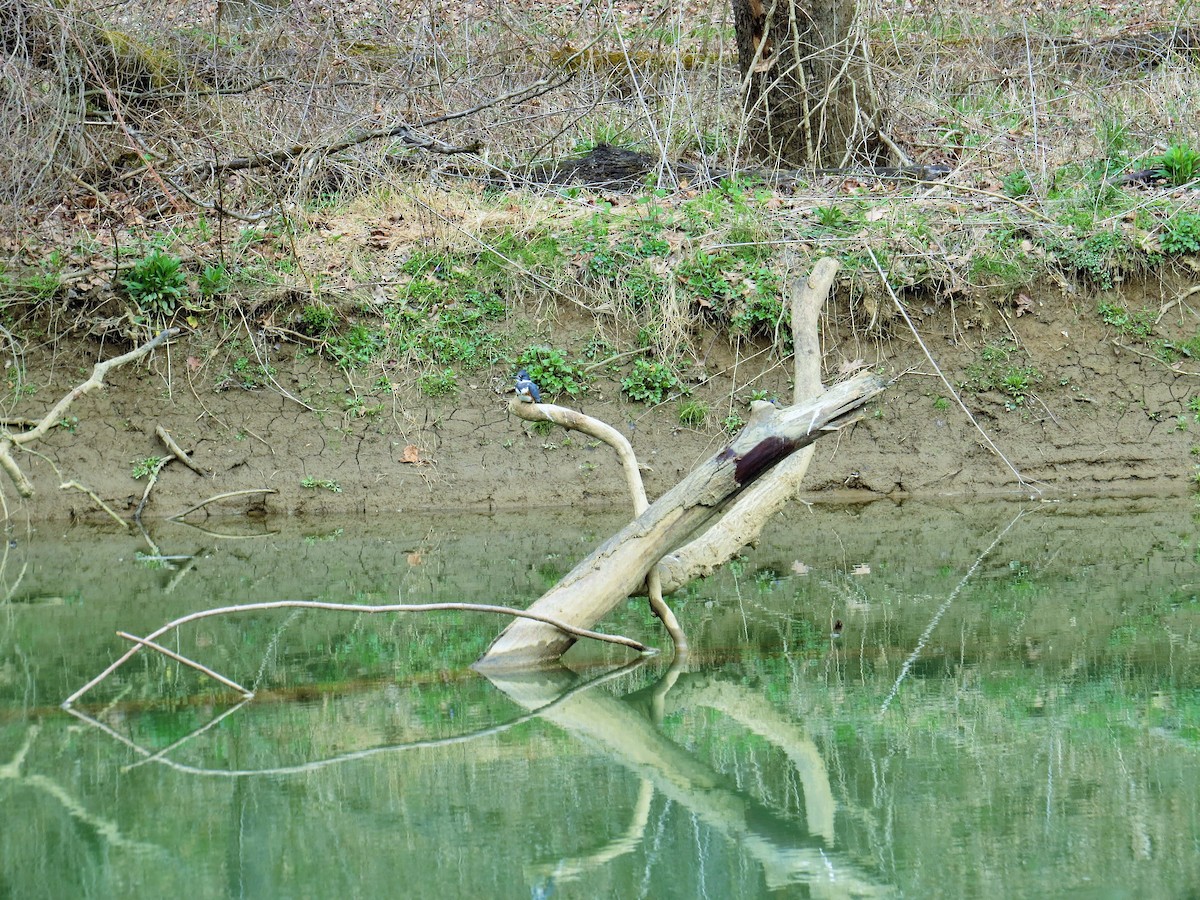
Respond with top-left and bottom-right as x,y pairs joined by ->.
632,673 -> 836,844
525,778 -> 654,885
478,370 -> 886,670
486,667 -> 894,896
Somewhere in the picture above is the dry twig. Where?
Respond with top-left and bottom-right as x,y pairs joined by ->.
0,329 -> 179,498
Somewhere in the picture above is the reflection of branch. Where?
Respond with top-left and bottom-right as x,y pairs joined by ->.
171,488 -> 276,519
879,507 -> 1030,714
657,675 -> 836,843
526,778 -> 654,884
121,699 -> 252,772
0,724 -> 162,855
67,659 -> 646,777
65,599 -> 652,707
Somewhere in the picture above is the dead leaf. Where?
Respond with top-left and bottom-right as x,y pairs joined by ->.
186,356 -> 202,372
407,551 -> 423,566
865,206 -> 887,222
400,444 -> 423,464
1015,293 -> 1033,317
851,563 -> 871,576
838,357 -> 867,376
790,560 -> 810,575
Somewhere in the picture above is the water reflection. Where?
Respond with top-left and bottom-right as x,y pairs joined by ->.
2,500 -> 1199,897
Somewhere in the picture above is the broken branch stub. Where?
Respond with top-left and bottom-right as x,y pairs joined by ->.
476,371 -> 887,671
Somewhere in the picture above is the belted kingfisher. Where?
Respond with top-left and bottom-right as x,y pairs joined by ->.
514,369 -> 542,403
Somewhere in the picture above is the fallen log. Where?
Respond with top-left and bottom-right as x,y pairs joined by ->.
475,370 -> 887,670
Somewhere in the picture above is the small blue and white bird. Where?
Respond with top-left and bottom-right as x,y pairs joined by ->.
514,369 -> 542,403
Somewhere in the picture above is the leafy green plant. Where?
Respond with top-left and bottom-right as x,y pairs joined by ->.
1160,211 -> 1200,255
131,456 -> 165,480
677,252 -> 737,309
301,476 -> 342,493
813,205 -> 851,229
327,324 -> 384,369
962,344 -> 1043,409
1002,170 -> 1032,198
723,413 -> 745,433
621,359 -> 684,404
197,264 -> 229,298
299,303 -> 337,336
222,356 -> 276,390
1098,299 -> 1154,339
418,368 -> 458,397
1150,143 -> 1200,186
933,396 -> 951,410
516,347 -> 590,399
122,249 -> 187,317
678,399 -> 708,427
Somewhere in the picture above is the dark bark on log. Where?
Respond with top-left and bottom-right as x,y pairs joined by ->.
475,371 -> 886,670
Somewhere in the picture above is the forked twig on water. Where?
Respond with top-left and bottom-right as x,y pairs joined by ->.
63,600 -> 654,707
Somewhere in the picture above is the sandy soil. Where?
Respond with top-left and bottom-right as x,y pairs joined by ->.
5,274 -> 1197,523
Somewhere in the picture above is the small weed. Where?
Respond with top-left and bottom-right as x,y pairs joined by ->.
1002,170 -> 1032,198
198,264 -> 229,299
723,413 -> 745,433
222,356 -> 276,390
20,251 -> 65,300
621,359 -> 685,404
131,456 -> 165,479
963,344 -> 1043,408
301,476 -> 342,493
933,396 -> 951,410
1098,299 -> 1155,339
813,205 -> 851,230
299,303 -> 337,336
678,399 -> 708,427
999,368 -> 1041,404
418,368 -> 459,397
123,249 -> 187,318
531,420 -> 554,436
980,342 -> 1012,362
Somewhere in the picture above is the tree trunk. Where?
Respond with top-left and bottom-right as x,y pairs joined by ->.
732,0 -> 885,167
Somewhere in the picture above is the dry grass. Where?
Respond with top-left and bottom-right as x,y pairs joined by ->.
1,0 -> 1198,368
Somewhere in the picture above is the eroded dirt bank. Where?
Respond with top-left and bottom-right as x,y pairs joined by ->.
5,278 -> 1197,523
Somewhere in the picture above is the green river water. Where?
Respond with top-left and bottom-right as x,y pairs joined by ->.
1,499 -> 1198,898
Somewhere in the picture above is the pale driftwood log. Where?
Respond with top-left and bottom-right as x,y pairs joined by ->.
507,399 -> 687,651
476,370 -> 886,670
656,258 -> 836,592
